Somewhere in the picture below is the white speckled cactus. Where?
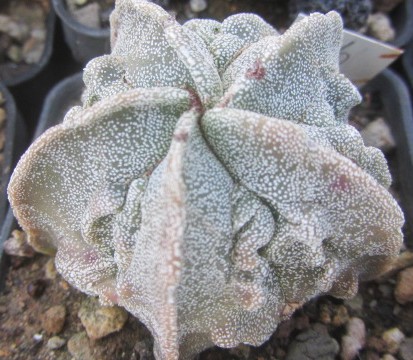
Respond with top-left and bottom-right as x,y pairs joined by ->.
8,1 -> 404,359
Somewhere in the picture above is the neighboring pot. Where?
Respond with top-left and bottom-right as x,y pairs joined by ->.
35,72 -> 84,138
363,69 -> 413,237
0,82 -> 27,226
0,82 -> 27,291
0,6 -> 56,86
52,0 -> 110,64
0,73 -> 83,291
390,0 -> 413,48
402,39 -> 413,89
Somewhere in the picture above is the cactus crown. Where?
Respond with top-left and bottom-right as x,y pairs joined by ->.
8,1 -> 403,359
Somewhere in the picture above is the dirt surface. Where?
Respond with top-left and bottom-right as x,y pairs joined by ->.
0,255 -> 153,360
0,242 -> 412,359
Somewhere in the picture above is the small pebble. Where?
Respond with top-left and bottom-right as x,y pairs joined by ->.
31,28 -> 46,41
46,336 -> 66,350
285,324 -> 339,360
31,262 -> 40,271
395,267 -> 413,304
367,13 -> 395,42
382,327 -> 405,354
42,305 -> 66,334
78,297 -> 128,340
67,332 -> 93,360
332,305 -> 349,327
189,0 -> 208,13
33,333 -> 43,342
59,280 -> 70,291
378,251 -> 413,279
382,354 -> 397,360
319,303 -> 332,325
3,230 -> 35,257
0,348 -> 11,357
22,35 -> 45,64
44,258 -> 57,279
27,279 -> 47,298
341,317 -> 366,360
0,108 -> 6,127
0,15 -> 30,41
360,117 -> 395,153
6,45 -> 22,63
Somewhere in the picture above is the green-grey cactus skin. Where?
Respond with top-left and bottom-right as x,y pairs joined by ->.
8,1 -> 404,359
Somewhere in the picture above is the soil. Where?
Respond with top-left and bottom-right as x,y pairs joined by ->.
0,0 -> 50,82
1,253 -> 412,360
0,255 -> 152,360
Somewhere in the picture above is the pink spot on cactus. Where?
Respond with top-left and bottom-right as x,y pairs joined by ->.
173,131 -> 188,142
84,249 -> 99,263
187,87 -> 203,113
329,174 -> 350,192
246,60 -> 266,80
103,288 -> 119,304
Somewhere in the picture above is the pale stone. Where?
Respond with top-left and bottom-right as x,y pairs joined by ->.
78,298 -> 128,340
382,328 -> 405,354
341,318 -> 366,360
395,267 -> 413,305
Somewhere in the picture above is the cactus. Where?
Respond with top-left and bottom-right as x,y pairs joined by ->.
8,1 -> 404,359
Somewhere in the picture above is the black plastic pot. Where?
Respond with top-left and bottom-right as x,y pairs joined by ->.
0,82 -> 27,226
0,82 -> 27,291
364,69 -> 413,238
52,0 -> 110,64
390,0 -> 413,48
402,39 -> 413,90
0,7 -> 56,86
35,72 -> 84,138
0,73 -> 83,291
0,210 -> 16,291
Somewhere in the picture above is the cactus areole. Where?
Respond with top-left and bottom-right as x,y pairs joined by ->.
8,1 -> 404,359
